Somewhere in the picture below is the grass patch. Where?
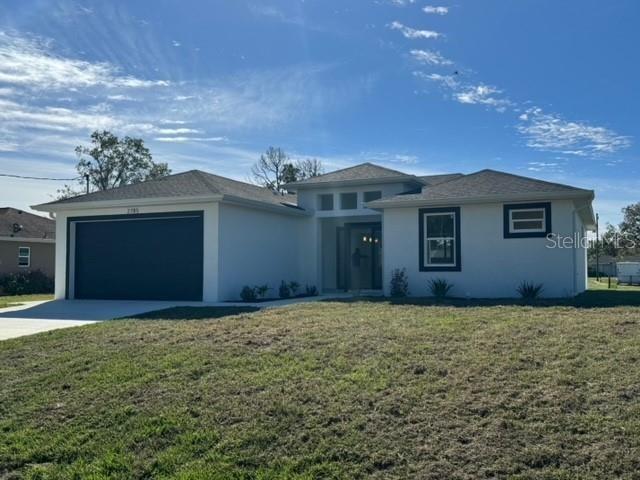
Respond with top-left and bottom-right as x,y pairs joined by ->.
2,300 -> 640,478
0,293 -> 53,309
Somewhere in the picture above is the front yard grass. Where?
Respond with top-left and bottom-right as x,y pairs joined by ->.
2,298 -> 640,479
0,293 -> 53,309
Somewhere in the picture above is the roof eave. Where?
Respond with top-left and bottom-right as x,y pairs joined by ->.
32,194 -> 225,212
284,175 -> 424,191
366,190 -> 595,210
220,195 -> 310,216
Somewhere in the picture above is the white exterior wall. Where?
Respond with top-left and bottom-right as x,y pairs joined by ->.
382,199 -> 587,298
52,201 -> 219,301
217,203 -> 315,301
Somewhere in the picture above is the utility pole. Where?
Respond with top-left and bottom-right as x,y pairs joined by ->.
595,213 -> 600,282
85,174 -> 90,195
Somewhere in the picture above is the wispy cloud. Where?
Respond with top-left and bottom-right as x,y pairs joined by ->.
517,108 -> 631,157
527,161 -> 564,173
454,84 -> 511,112
389,21 -> 441,39
0,31 -> 169,90
388,0 -> 416,5
423,6 -> 449,15
154,136 -> 227,143
410,49 -> 452,66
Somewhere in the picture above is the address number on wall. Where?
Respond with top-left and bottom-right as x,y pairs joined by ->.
127,207 -> 140,214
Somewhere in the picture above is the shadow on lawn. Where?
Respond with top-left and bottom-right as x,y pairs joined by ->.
130,306 -> 260,320
329,289 -> 640,309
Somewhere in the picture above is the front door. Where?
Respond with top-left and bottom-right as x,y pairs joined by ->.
337,223 -> 382,291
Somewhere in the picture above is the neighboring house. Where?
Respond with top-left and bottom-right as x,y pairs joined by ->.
0,207 -> 55,278
33,163 -> 595,301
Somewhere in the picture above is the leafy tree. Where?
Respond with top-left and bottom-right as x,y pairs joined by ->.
58,130 -> 170,199
620,202 -> 640,253
251,147 -> 323,192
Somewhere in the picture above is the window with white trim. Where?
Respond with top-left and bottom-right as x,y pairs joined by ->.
419,207 -> 461,271
503,203 -> 551,238
18,246 -> 30,267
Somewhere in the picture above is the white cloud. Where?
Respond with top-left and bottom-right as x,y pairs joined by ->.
414,71 -> 459,88
174,95 -> 196,101
517,108 -> 631,157
0,31 -> 169,90
389,21 -> 440,39
454,84 -> 512,111
154,136 -> 227,143
107,94 -> 135,101
410,49 -> 452,66
423,6 -> 449,15
156,128 -> 201,135
526,161 -> 564,173
389,0 -> 416,5
172,40 -> 181,47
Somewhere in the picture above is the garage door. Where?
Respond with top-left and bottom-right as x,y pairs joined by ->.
72,212 -> 203,301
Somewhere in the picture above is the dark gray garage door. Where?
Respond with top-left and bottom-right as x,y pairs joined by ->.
71,212 -> 203,301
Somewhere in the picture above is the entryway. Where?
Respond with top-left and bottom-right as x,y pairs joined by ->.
337,223 -> 382,291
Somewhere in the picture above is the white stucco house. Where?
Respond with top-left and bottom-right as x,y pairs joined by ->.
33,163 -> 595,301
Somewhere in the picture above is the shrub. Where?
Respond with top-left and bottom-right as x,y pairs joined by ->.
279,281 -> 291,299
240,286 -> 257,302
0,270 -> 54,295
517,281 -> 544,300
288,281 -> 300,297
390,268 -> 409,297
428,278 -> 453,300
305,285 -> 318,297
255,284 -> 270,299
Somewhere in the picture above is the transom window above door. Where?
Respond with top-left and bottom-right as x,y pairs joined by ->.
503,203 -> 551,238
419,207 -> 461,271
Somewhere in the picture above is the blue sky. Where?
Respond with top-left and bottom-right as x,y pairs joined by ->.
0,0 -> 638,225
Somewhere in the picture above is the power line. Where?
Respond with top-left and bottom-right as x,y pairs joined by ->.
0,173 -> 80,181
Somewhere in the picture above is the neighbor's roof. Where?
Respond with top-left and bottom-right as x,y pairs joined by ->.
369,169 -> 594,206
0,207 -> 55,240
35,170 -> 299,212
285,162 -> 422,189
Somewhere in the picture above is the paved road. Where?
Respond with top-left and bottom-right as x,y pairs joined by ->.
0,299 -> 191,340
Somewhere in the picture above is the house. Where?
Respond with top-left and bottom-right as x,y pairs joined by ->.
33,163 -> 595,301
0,207 -> 55,279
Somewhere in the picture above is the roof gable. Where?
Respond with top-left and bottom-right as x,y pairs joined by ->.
286,162 -> 419,188
0,207 -> 55,239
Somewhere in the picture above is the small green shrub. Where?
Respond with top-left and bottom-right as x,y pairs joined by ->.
0,270 -> 54,295
428,278 -> 453,300
279,281 -> 291,299
390,268 -> 409,297
288,281 -> 300,296
305,285 -> 318,297
240,286 -> 257,302
517,281 -> 544,300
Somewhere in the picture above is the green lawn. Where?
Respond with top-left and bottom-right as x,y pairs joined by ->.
0,293 -> 53,309
2,296 -> 640,479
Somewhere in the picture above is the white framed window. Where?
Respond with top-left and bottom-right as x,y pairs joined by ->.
18,246 -> 30,267
419,207 -> 461,271
504,203 -> 551,238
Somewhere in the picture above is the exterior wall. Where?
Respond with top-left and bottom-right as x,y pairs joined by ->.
296,182 -> 415,218
53,202 -> 219,301
0,240 -> 55,277
382,199 -> 587,298
217,203 -> 314,301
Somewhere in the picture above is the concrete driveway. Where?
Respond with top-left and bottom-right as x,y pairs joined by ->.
0,299 -> 189,340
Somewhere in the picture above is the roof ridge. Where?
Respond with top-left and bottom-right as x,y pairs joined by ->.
476,168 -> 591,192
196,170 -> 290,197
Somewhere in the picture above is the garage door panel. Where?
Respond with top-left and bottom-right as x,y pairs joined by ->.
73,213 -> 203,301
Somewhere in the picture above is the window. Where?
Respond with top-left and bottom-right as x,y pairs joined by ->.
503,203 -> 551,238
419,207 -> 461,271
340,192 -> 358,210
318,194 -> 334,211
363,191 -> 382,205
18,246 -> 30,267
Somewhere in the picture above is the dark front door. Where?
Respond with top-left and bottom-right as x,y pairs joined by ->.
337,223 -> 382,291
71,212 -> 204,301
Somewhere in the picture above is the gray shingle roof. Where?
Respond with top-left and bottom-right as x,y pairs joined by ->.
373,169 -> 593,205
0,207 -> 55,239
287,162 -> 418,187
419,173 -> 464,186
39,170 -> 297,209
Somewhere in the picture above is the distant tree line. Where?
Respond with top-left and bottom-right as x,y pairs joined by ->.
590,203 -> 640,259
251,146 -> 323,193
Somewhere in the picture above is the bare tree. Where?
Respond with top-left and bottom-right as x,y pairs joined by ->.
251,147 -> 290,192
296,158 -> 324,179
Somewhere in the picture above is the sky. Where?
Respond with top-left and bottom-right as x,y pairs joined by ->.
0,0 -> 638,226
